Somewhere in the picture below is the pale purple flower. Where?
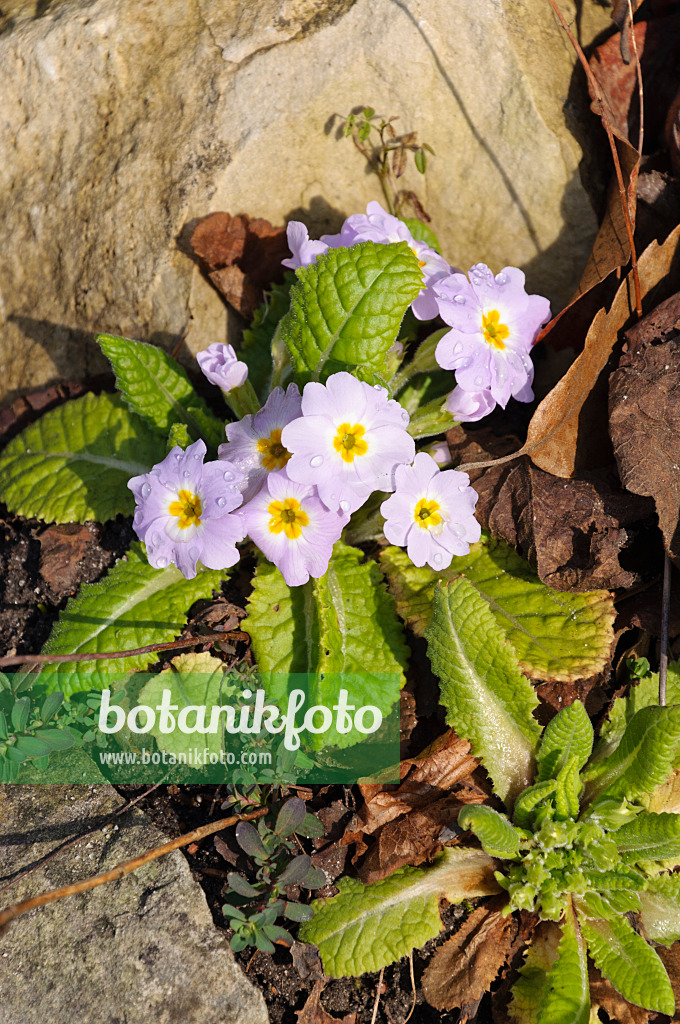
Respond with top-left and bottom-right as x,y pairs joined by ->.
321,201 -> 451,320
434,264 -> 551,411
424,440 -> 451,466
240,471 -> 349,587
281,371 -> 415,514
445,386 -> 497,423
219,384 -> 302,502
196,343 -> 249,392
282,222 -> 329,270
128,439 -> 246,579
380,452 -> 481,570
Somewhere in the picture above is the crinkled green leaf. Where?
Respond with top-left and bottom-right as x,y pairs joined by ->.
513,780 -> 557,830
537,701 -> 594,782
0,392 -> 164,524
298,846 -> 499,977
167,422 -> 192,451
97,333 -> 223,449
536,901 -> 590,1024
380,537 -> 614,683
595,663 -> 680,761
241,275 -> 294,399
508,923 -> 561,1024
554,757 -> 583,821
38,543 -> 226,696
242,542 -> 408,750
583,706 -> 680,809
138,652 -> 239,759
580,913 -> 674,1016
638,872 -> 680,944
614,812 -> 680,864
424,577 -> 540,805
458,805 -> 522,859
280,241 -> 423,383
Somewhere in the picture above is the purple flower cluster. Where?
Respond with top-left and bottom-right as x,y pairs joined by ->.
433,264 -> 551,421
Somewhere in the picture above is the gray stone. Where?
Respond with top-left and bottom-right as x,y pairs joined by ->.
0,0 -> 612,402
0,785 -> 269,1024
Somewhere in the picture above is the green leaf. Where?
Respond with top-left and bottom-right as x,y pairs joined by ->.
424,577 -> 540,805
400,218 -> 441,253
414,148 -> 427,174
0,392 -> 164,524
595,663 -> 680,762
380,537 -> 615,683
280,241 -> 423,383
298,846 -> 499,977
580,913 -> 674,1016
638,872 -> 680,944
613,812 -> 680,864
138,652 -> 239,759
536,901 -> 590,1024
513,780 -> 557,830
406,395 -> 456,439
537,701 -> 594,782
241,276 -> 294,399
97,334 -> 223,449
508,923 -> 561,1024
458,805 -> 522,858
14,735 -> 52,760
553,757 -> 582,821
583,706 -> 680,808
38,543 -> 227,696
242,542 -> 408,750
167,422 -> 192,451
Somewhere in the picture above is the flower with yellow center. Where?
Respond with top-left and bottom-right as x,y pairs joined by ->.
413,497 -> 443,530
168,489 -> 203,530
332,423 -> 369,464
257,428 -> 291,471
267,497 -> 310,540
481,309 -> 509,350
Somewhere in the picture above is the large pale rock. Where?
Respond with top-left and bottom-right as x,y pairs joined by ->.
0,785 -> 269,1024
0,0 -> 611,402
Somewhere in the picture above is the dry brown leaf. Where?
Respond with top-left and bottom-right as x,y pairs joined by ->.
522,225 -> 680,478
422,899 -> 517,1018
296,981 -> 357,1024
589,964 -> 652,1024
610,0 -> 645,63
610,329 -> 680,561
39,523 -> 94,596
189,211 -> 288,318
450,426 -> 654,592
342,730 -> 485,883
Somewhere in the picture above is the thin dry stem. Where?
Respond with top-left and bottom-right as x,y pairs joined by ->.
0,631 -> 246,669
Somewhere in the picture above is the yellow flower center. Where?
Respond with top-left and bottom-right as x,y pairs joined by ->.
333,423 -> 369,463
257,428 -> 291,471
410,246 -> 426,269
268,497 -> 310,540
481,309 -> 509,350
414,497 -> 442,530
168,489 -> 202,529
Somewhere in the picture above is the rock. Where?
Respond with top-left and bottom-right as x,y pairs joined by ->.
0,0 -> 612,402
0,785 -> 269,1024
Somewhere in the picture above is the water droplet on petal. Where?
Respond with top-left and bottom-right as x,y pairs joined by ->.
152,533 -> 161,546
458,484 -> 469,492
450,523 -> 465,538
193,453 -> 201,460
141,483 -> 152,498
189,547 -> 200,561
183,470 -> 191,479
310,455 -> 324,468
217,496 -> 227,507
400,409 -> 409,423
156,556 -> 168,568
339,500 -> 350,512
223,470 -> 234,481
495,272 -> 507,285
432,552 -> 443,565
474,376 -> 483,387
453,295 -> 466,305
174,453 -> 182,461
453,342 -> 463,355
373,384 -> 385,393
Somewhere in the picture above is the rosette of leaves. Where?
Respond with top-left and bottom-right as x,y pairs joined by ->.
223,796 -> 326,952
300,579 -> 680,1021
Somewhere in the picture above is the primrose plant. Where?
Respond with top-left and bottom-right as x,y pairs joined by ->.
300,580 -> 680,1021
0,197 -> 562,759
